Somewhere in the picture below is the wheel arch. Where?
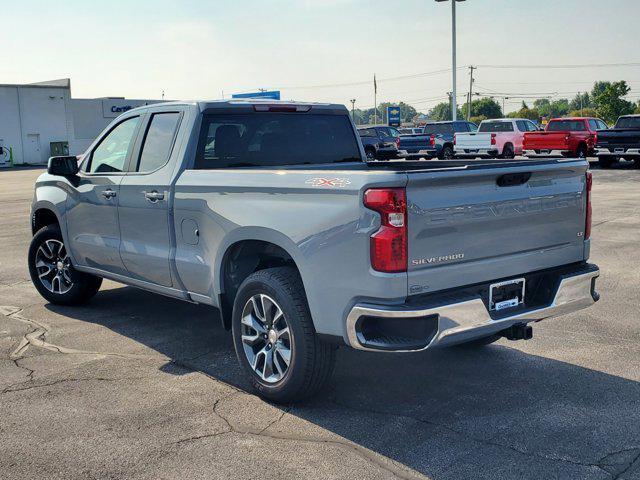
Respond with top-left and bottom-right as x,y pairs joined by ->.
215,229 -> 306,330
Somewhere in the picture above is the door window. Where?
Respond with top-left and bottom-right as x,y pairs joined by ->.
88,117 -> 140,173
136,112 -> 182,172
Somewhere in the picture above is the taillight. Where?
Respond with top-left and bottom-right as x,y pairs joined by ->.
363,188 -> 407,273
593,132 -> 598,146
491,133 -> 496,145
395,137 -> 400,149
453,133 -> 457,146
430,134 -> 435,147
585,171 -> 592,240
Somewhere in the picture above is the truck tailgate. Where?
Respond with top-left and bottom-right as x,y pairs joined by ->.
405,160 -> 588,295
524,132 -> 567,150
455,132 -> 492,149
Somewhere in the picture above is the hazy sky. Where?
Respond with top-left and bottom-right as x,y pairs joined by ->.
2,0 -> 639,113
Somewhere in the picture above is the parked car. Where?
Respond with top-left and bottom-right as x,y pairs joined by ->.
595,114 -> 640,168
398,121 -> 477,159
398,127 -> 423,135
29,100 -> 599,402
454,118 -> 537,158
357,125 -> 401,160
523,117 -> 606,158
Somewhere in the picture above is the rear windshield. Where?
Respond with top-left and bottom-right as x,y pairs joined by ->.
479,122 -> 514,132
195,113 -> 361,168
423,123 -> 453,135
547,120 -> 586,131
616,117 -> 640,129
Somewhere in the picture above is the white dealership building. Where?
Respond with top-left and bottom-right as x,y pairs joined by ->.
0,79 -> 164,166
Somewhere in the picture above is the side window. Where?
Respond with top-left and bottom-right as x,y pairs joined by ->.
137,112 -> 182,172
88,117 -> 140,173
527,121 -> 538,131
598,120 -> 608,130
467,122 -> 478,132
455,122 -> 469,133
515,120 -> 527,132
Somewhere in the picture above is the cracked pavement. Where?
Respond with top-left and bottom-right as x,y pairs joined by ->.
1,164 -> 639,480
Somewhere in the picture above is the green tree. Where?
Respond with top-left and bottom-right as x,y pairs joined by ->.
507,102 -> 540,121
635,102 -> 640,114
461,98 -> 502,120
591,81 -> 635,123
428,102 -> 462,121
567,107 -> 598,118
533,98 -> 570,118
569,92 -> 592,112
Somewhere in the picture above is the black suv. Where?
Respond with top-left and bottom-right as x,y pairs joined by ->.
357,126 -> 401,160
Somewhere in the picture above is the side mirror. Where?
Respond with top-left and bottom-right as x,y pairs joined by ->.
48,156 -> 79,176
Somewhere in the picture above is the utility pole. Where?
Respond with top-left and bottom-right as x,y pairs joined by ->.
579,91 -> 583,116
436,0 -> 465,120
451,0 -> 457,120
373,74 -> 378,125
467,65 -> 475,120
350,99 -> 356,123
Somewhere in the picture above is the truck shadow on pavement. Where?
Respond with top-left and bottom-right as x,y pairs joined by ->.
45,285 -> 640,479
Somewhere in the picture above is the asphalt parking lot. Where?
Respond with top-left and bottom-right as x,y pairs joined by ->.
1,162 -> 639,480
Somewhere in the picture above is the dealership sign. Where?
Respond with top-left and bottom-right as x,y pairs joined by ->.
387,106 -> 401,126
102,99 -> 157,118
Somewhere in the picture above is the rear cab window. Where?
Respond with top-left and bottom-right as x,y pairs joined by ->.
423,123 -> 454,135
615,117 -> 640,129
195,112 -> 361,168
478,121 -> 514,133
547,120 -> 586,131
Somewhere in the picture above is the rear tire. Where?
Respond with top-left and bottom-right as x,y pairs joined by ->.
576,143 -> 588,159
28,225 -> 102,305
231,267 -> 336,403
501,143 -> 515,159
598,156 -> 615,168
456,334 -> 501,348
365,147 -> 376,161
438,145 -> 454,160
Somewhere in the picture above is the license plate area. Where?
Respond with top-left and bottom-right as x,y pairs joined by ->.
615,148 -> 624,153
489,278 -> 525,312
541,149 -> 550,154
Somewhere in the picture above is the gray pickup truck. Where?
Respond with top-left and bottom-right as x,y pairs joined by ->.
29,99 -> 599,402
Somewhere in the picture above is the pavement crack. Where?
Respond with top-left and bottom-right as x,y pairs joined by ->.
207,393 -> 423,480
1,305 -> 168,362
1,376 -> 131,394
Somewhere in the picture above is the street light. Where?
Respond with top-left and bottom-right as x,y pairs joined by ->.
435,0 -> 466,121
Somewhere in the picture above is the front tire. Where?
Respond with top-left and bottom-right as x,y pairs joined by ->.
28,225 -> 102,305
231,267 -> 336,403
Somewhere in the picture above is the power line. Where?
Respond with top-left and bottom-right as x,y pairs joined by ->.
475,62 -> 640,69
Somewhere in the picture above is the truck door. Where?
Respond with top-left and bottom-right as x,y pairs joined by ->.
66,115 -> 142,275
117,110 -> 183,287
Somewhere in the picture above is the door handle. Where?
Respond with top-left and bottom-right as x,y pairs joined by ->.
144,190 -> 165,202
101,189 -> 117,199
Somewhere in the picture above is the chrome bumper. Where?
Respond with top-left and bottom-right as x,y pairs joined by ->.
346,268 -> 599,352
596,148 -> 640,156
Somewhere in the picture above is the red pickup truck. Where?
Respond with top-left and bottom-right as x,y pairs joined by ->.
523,117 -> 607,158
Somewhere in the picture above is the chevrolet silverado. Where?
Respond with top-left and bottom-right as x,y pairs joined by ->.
524,117 -> 606,158
595,114 -> 640,168
29,100 -> 600,402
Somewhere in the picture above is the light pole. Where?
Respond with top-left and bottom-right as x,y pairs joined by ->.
350,99 -> 356,123
436,0 -> 465,121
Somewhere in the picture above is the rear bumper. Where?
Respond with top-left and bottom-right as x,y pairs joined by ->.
523,149 -> 569,156
398,148 -> 437,158
454,147 -> 498,156
346,263 -> 599,352
596,147 -> 640,157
